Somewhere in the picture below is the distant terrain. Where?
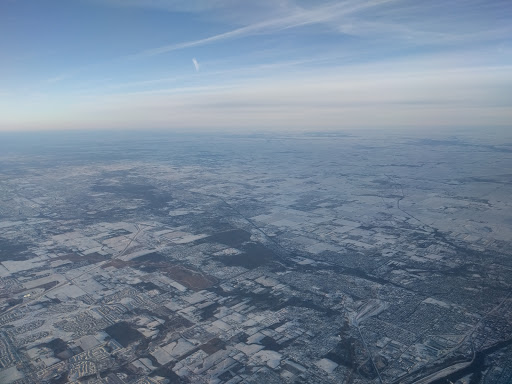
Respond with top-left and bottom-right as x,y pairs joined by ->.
0,131 -> 511,384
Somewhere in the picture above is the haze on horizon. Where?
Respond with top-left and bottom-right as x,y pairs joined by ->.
1,0 -> 511,132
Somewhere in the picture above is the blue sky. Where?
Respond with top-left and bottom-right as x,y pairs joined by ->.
1,0 -> 511,131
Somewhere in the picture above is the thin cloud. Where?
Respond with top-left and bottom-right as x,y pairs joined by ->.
14,63 -> 510,131
47,73 -> 72,84
192,58 -> 200,72
134,0 -> 395,57
91,0 -> 252,13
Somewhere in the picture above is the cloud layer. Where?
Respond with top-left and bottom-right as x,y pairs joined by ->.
4,63 -> 511,131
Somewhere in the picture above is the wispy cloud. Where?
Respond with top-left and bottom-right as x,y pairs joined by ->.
334,0 -> 512,44
47,73 -> 73,84
192,58 -> 200,72
91,0 -> 270,13
129,0 -> 511,60
134,0 -> 394,57
90,0 -> 297,24
84,56 -> 327,95
105,76 -> 180,90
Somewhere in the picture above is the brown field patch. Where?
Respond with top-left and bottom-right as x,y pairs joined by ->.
101,253 -> 217,291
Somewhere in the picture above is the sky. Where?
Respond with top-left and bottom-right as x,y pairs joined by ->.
0,0 -> 511,132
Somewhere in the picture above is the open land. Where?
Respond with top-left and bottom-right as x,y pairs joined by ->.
0,130 -> 511,383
